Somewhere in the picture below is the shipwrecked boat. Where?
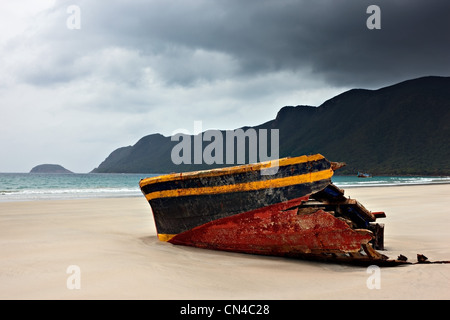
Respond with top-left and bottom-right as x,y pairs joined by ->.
139,154 -> 407,266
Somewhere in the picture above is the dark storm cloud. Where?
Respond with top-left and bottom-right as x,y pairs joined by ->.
12,0 -> 450,88
197,0 -> 450,87
91,0 -> 450,87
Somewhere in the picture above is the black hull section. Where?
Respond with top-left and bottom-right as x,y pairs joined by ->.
140,154 -> 334,236
150,180 -> 330,235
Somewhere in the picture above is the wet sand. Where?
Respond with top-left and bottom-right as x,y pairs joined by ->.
0,184 -> 449,299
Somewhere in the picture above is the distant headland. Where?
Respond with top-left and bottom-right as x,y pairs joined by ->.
30,164 -> 73,174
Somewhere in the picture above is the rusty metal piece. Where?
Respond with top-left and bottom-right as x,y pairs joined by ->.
361,243 -> 387,260
398,254 -> 408,261
330,161 -> 346,171
369,223 -> 385,250
415,254 -> 450,264
417,254 -> 429,263
372,211 -> 386,218
297,206 -> 325,215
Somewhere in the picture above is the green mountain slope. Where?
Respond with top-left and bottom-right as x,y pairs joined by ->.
92,76 -> 450,175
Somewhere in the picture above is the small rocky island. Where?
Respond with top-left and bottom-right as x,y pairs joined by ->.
30,164 -> 73,174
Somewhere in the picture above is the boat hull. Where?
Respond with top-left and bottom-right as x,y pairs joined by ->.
169,199 -> 373,257
139,154 -> 405,265
140,154 -> 334,240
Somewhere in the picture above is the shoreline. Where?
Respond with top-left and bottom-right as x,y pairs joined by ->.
2,180 -> 450,203
1,184 -> 449,299
0,193 -> 142,203
342,180 -> 450,188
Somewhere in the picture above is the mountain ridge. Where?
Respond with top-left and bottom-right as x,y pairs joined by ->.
92,76 -> 450,175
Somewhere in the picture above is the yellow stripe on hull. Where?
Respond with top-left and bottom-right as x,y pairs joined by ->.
145,168 -> 333,201
140,154 -> 325,187
158,234 -> 177,242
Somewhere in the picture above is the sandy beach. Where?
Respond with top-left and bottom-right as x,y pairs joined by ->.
0,184 -> 449,300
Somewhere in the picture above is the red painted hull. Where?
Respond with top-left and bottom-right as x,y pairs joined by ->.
169,196 -> 373,258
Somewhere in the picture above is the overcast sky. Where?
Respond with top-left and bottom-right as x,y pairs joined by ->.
1,0 -> 449,173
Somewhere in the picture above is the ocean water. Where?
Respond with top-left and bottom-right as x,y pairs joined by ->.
0,173 -> 156,202
0,172 -> 449,202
